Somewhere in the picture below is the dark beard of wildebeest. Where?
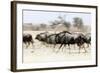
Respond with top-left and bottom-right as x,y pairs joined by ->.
23,34 -> 34,48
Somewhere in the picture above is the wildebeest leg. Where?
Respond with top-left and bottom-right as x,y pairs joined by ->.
31,40 -> 34,48
52,43 -> 57,52
59,44 -> 63,49
45,43 -> 49,47
87,44 -> 89,48
31,41 -> 34,53
83,44 -> 87,53
79,44 -> 87,53
78,43 -> 83,54
28,42 -> 30,48
62,44 -> 67,52
68,44 -> 71,54
52,45 -> 56,52
88,44 -> 91,51
74,44 -> 76,50
78,46 -> 81,53
23,42 -> 27,49
56,44 -> 63,53
53,42 -> 56,48
77,43 -> 81,54
32,40 -> 34,44
26,42 -> 29,48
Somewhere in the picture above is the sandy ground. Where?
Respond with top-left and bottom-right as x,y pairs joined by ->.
23,31 -> 91,63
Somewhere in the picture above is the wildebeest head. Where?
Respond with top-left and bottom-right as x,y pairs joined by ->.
35,34 -> 41,41
74,33 -> 86,46
35,32 -> 49,42
23,34 -> 33,42
85,33 -> 91,44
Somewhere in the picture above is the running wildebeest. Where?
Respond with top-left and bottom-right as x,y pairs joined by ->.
57,31 -> 88,53
35,32 -> 50,45
46,31 -> 72,51
23,34 -> 34,48
45,31 -> 72,52
84,33 -> 91,47
74,33 -> 87,53
57,31 -> 74,52
56,31 -> 71,44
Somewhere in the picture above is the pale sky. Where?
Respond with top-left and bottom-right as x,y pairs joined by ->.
23,10 -> 91,25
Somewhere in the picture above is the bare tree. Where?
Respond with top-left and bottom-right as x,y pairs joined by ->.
73,17 -> 83,29
58,15 -> 71,28
49,15 -> 71,29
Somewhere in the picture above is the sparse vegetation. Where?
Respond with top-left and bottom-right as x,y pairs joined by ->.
73,17 -> 83,29
23,15 -> 90,33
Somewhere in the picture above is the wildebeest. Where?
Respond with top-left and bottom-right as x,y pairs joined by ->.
84,33 -> 91,47
46,31 -> 73,52
46,34 -> 57,48
74,32 -> 87,53
56,31 -> 88,53
23,34 -> 34,48
56,31 -> 72,51
46,31 -> 71,50
56,31 -> 71,44
35,32 -> 50,45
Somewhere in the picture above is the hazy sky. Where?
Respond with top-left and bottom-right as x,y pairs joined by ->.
23,10 -> 91,25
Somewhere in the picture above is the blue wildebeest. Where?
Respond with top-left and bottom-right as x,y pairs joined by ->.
23,34 -> 34,48
56,31 -> 74,52
74,32 -> 87,53
57,31 -> 88,53
84,33 -> 91,47
45,31 -> 72,52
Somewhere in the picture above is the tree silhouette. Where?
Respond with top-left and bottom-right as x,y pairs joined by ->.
73,17 -> 83,29
50,15 -> 71,29
58,15 -> 71,28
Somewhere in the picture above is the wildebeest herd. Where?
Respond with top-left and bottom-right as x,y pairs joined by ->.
23,31 -> 91,53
